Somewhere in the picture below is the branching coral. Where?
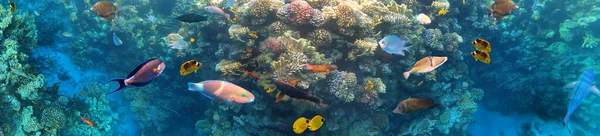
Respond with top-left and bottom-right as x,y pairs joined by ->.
334,3 -> 358,28
259,37 -> 287,53
228,25 -> 252,43
400,118 -> 438,136
308,29 -> 332,47
582,34 -> 599,48
267,21 -> 291,37
424,28 -> 444,51
271,52 -> 308,81
348,38 -> 378,60
215,59 -> 244,76
20,106 -> 42,133
328,71 -> 358,103
41,106 -> 67,128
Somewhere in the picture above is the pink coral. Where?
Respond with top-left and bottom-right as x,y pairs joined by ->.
358,90 -> 379,108
277,1 -> 314,26
260,37 -> 286,53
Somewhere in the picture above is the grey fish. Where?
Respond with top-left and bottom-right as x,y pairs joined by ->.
204,6 -> 230,20
108,58 -> 166,94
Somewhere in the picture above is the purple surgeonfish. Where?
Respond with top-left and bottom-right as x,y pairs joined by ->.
204,6 -> 230,20
107,58 -> 166,94
378,35 -> 412,56
563,68 -> 600,132
188,80 -> 255,104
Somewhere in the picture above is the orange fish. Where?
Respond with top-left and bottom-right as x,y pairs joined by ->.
80,115 -> 97,127
266,88 -> 275,93
289,78 -> 301,86
245,71 -> 260,80
487,0 -> 519,19
305,64 -> 337,73
248,32 -> 258,39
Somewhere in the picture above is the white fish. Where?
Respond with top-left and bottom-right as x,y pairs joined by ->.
113,32 -> 123,46
379,35 -> 412,56
168,39 -> 189,49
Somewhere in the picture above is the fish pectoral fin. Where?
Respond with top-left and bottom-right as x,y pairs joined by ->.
591,85 -> 600,98
563,81 -> 577,89
275,92 -> 285,103
229,96 -> 235,102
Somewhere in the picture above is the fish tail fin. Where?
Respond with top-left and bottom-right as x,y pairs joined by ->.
275,92 -> 285,103
405,45 -> 414,51
107,78 -> 127,94
187,82 -> 203,92
403,72 -> 411,79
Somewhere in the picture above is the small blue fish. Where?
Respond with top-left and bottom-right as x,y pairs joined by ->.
528,66 -> 535,71
378,35 -> 412,56
559,53 -> 574,65
113,32 -> 122,46
563,68 -> 600,126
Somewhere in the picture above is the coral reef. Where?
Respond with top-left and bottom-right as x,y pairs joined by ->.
328,71 -> 358,103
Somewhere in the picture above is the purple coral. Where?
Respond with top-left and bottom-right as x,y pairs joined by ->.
277,1 -> 314,26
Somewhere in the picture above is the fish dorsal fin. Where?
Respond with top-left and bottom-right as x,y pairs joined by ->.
127,58 -> 158,78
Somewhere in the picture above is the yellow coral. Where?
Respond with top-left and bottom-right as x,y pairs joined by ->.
228,25 -> 250,43
334,3 -> 357,27
348,38 -> 378,60
387,2 -> 412,15
582,34 -> 599,48
431,0 -> 450,11
215,60 -> 243,75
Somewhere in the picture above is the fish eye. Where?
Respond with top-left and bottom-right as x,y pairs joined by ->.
321,118 -> 325,122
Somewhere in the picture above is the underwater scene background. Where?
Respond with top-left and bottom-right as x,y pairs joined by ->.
0,0 -> 599,135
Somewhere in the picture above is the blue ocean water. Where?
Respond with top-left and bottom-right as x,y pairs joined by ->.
0,0 -> 599,136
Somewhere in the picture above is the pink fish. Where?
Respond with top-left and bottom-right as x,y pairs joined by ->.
188,80 -> 255,103
204,6 -> 230,20
108,58 -> 166,94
